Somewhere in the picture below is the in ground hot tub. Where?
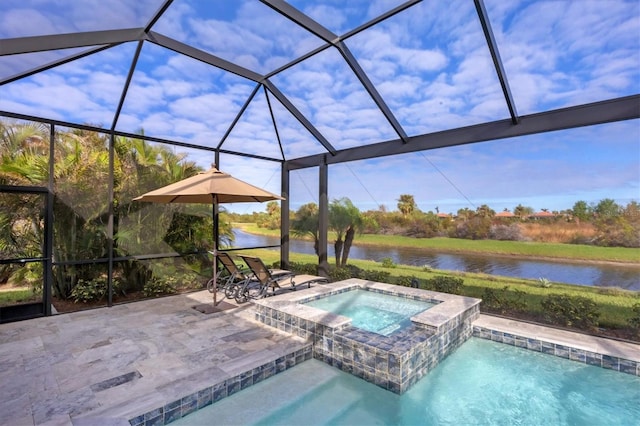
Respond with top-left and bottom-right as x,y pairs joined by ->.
304,288 -> 436,336
253,279 -> 481,394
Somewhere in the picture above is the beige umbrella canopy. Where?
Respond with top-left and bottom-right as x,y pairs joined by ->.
134,167 -> 284,204
134,167 -> 284,305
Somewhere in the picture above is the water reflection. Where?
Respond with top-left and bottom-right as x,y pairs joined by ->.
231,230 -> 640,290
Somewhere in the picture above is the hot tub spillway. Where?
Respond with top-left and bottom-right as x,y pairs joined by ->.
253,279 -> 481,394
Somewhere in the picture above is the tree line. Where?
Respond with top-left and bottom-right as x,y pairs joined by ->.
2,118 -> 636,302
1,120 -> 230,300
228,193 -> 640,268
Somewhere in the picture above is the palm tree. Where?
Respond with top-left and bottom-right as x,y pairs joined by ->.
1,120 -> 233,298
0,122 -> 111,296
0,121 -> 51,293
514,204 -> 534,220
0,120 -> 50,186
397,194 -> 416,217
330,198 -> 362,267
112,135 -> 215,291
291,202 -> 320,255
456,207 -> 474,221
476,204 -> 495,219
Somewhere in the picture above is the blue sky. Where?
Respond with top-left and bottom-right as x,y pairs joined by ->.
0,0 -> 638,214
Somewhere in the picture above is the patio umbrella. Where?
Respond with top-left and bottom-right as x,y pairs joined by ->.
134,167 -> 284,305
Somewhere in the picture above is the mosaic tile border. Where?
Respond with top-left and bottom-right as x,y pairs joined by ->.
299,285 -> 443,306
128,345 -> 313,426
314,316 -> 476,393
253,280 -> 482,394
473,326 -> 639,376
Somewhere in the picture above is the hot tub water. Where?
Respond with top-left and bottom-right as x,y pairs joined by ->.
304,289 -> 436,335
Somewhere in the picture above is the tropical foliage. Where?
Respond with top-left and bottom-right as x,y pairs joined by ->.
289,198 -> 364,267
255,201 -> 280,230
284,196 -> 639,248
397,194 -> 416,217
330,198 -> 363,267
1,119 -> 233,307
290,202 -> 320,255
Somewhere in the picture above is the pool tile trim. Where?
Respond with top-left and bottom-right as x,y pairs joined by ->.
473,325 -> 639,376
125,291 -> 638,425
252,279 -> 482,394
128,345 -> 313,426
130,322 -> 638,425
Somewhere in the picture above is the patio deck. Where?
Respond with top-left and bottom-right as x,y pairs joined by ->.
0,290 -> 309,426
1,287 -> 638,425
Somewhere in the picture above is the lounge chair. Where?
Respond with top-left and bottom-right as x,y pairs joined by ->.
235,255 -> 329,302
207,252 -> 253,299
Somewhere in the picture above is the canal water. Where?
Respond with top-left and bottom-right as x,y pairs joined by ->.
231,229 -> 640,290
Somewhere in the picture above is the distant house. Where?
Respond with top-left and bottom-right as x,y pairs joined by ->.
437,213 -> 453,220
528,211 -> 557,220
495,211 -> 515,218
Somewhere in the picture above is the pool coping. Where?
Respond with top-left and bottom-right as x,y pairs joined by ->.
251,278 -> 482,335
473,315 -> 640,376
252,279 -> 482,394
129,345 -> 313,426
127,286 -> 639,425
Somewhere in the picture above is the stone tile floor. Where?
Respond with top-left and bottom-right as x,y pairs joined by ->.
474,315 -> 640,364
1,288 -> 638,426
0,290 -> 308,426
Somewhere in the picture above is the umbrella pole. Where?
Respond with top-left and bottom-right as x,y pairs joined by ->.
212,198 -> 218,305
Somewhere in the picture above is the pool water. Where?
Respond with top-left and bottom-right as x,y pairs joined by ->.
304,289 -> 435,335
173,338 -> 640,426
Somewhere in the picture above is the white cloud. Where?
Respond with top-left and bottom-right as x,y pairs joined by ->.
0,72 -> 116,126
0,0 -> 166,37
299,4 -> 347,33
1,0 -> 637,214
490,0 -> 640,113
0,8 -> 60,37
121,73 -> 165,112
151,1 -> 193,40
355,30 -> 447,75
190,19 -> 270,60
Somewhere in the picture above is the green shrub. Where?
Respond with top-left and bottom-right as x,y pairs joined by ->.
395,275 -> 416,287
541,293 -> 600,329
482,286 -> 527,314
344,264 -> 364,279
361,269 -> 391,283
178,271 -> 201,289
380,257 -> 396,268
327,265 -> 353,282
288,262 -> 320,275
267,261 -> 280,270
71,278 -> 107,303
143,277 -> 177,297
424,276 -> 464,294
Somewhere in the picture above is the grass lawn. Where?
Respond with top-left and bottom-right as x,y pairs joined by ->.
0,288 -> 39,306
232,248 -> 639,338
234,223 -> 640,264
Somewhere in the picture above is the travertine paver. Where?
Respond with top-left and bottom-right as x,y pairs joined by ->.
474,314 -> 640,362
1,287 -> 638,426
0,290 -> 307,426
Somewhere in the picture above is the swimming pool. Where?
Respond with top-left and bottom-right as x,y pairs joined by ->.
172,337 -> 640,425
304,288 -> 436,335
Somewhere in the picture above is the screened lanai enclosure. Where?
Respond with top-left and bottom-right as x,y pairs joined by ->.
1,0 -> 638,322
